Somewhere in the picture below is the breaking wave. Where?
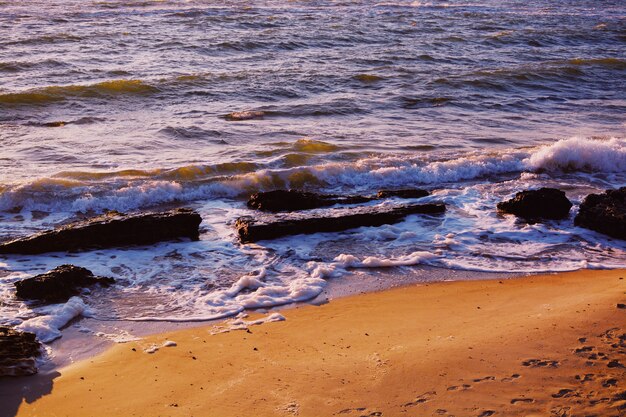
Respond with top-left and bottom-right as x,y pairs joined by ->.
526,137 -> 626,172
0,137 -> 623,214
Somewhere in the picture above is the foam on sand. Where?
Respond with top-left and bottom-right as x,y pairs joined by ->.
211,312 -> 286,334
144,340 -> 177,354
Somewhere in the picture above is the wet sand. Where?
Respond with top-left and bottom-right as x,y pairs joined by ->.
7,269 -> 626,417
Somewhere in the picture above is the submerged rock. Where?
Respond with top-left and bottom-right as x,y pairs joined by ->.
0,326 -> 42,377
14,265 -> 114,303
0,208 -> 202,254
247,189 -> 430,212
236,203 -> 445,243
575,187 -> 626,240
224,111 -> 265,121
497,188 -> 572,220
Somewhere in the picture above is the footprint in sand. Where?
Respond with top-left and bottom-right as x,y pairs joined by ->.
446,384 -> 471,391
522,359 -> 559,368
281,401 -> 299,415
599,328 -> 626,349
337,407 -> 366,414
607,359 -> 624,368
551,388 -> 579,398
550,406 -> 571,417
510,398 -> 534,404
501,374 -> 521,383
472,376 -> 495,383
573,345 -> 594,354
574,373 -> 595,382
602,377 -> 618,387
403,391 -> 436,407
338,407 -> 382,416
589,397 -> 610,405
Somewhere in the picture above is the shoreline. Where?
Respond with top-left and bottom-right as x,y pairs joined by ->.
3,268 -> 625,417
21,265 -> 523,373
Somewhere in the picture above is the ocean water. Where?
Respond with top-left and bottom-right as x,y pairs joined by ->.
1,0 -> 625,344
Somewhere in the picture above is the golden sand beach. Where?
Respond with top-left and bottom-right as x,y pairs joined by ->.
10,269 -> 626,417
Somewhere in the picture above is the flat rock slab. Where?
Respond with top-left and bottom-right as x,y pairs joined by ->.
575,187 -> 626,240
0,208 -> 202,254
236,203 -> 445,243
247,189 -> 430,212
14,264 -> 115,303
0,326 -> 41,377
497,188 -> 572,220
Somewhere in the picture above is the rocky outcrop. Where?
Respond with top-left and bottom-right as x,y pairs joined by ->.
497,188 -> 572,220
236,203 -> 445,243
376,189 -> 430,199
247,190 -> 374,212
0,208 -> 202,254
14,265 -> 114,303
575,187 -> 626,240
0,326 -> 42,377
247,189 -> 430,212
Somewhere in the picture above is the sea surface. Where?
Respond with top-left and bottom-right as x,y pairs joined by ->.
0,0 -> 625,345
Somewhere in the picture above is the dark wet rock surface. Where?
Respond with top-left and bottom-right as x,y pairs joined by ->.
376,189 -> 430,199
14,265 -> 114,303
236,203 -> 445,243
247,189 -> 430,212
497,188 -> 572,220
0,327 -> 42,377
575,187 -> 626,240
0,208 -> 202,254
247,190 -> 374,212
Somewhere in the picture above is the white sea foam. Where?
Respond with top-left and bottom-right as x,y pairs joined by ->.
122,264 -> 326,322
305,251 -> 438,280
16,297 -> 91,343
93,329 -> 142,343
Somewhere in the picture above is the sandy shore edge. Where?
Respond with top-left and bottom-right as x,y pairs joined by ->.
6,269 -> 626,417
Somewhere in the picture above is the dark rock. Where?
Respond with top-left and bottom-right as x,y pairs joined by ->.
236,203 -> 445,243
497,188 -> 572,220
247,190 -> 374,212
14,265 -> 114,303
0,326 -> 42,377
376,189 -> 429,199
247,189 -> 430,213
574,187 -> 626,240
0,208 -> 202,254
